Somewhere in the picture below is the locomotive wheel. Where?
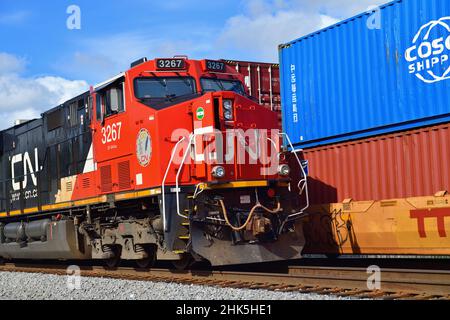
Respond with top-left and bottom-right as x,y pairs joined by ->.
104,246 -> 121,269
136,248 -> 157,269
105,255 -> 121,269
171,254 -> 194,270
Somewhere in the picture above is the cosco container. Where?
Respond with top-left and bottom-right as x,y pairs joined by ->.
280,0 -> 450,148
300,123 -> 450,205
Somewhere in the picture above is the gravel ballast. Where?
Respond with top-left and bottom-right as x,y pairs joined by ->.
0,271 -> 357,300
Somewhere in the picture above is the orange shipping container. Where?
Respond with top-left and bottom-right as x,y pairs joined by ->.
301,123 -> 450,205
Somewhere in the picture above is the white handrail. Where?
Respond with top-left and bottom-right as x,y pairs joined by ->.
161,136 -> 187,232
278,132 -> 310,222
161,132 -> 203,232
161,130 -> 309,234
175,134 -> 196,220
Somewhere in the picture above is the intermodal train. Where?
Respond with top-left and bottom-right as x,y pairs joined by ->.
0,57 -> 308,268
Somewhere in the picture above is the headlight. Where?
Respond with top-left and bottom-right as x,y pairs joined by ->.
223,99 -> 233,110
223,99 -> 233,120
224,110 -> 233,120
278,164 -> 290,176
212,166 -> 226,178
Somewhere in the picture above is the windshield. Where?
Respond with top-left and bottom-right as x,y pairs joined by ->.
201,78 -> 245,95
134,77 -> 197,109
135,77 -> 196,99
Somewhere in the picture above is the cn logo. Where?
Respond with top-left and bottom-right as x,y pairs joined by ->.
405,16 -> 450,83
11,148 -> 39,191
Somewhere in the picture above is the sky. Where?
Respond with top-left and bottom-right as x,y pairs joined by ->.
0,0 -> 388,129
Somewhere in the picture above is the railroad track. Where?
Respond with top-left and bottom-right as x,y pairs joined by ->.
0,263 -> 449,300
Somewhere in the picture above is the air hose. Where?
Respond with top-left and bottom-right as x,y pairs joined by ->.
219,199 -> 281,231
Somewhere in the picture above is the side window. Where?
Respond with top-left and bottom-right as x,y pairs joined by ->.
87,96 -> 92,121
96,94 -> 103,122
69,101 -> 78,127
105,83 -> 124,117
95,81 -> 125,121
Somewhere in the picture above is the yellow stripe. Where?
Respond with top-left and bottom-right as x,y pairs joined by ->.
42,202 -> 72,211
73,196 -> 107,207
207,180 -> 269,190
0,181 -> 274,219
0,189 -> 159,219
24,207 -> 39,214
115,188 -> 162,201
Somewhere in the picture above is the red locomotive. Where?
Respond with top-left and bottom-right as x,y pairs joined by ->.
0,57 -> 308,267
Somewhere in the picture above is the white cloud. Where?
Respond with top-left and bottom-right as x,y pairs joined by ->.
0,53 -> 26,75
57,31 -> 214,83
0,53 -> 88,130
216,0 -> 388,61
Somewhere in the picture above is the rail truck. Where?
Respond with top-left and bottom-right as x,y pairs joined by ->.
0,57 -> 308,268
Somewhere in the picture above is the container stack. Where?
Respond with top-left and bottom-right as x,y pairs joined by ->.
279,0 -> 450,205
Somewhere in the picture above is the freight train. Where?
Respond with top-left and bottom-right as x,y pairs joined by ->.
0,58 -> 308,268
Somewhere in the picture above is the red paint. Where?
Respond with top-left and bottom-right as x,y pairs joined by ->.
299,123 -> 450,204
69,59 -> 283,202
410,208 -> 450,238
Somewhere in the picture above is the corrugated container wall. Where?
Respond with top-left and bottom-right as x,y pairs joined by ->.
222,60 -> 282,127
280,0 -> 450,148
300,123 -> 450,205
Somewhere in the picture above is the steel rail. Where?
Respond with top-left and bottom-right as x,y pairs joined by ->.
0,263 -> 449,300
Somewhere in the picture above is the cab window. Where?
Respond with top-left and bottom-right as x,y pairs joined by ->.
96,83 -> 125,121
134,77 -> 197,110
201,78 -> 245,95
105,84 -> 124,116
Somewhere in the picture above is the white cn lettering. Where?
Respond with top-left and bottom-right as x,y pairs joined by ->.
11,148 -> 39,191
11,153 -> 22,191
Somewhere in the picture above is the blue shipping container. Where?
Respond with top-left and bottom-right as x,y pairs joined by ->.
280,0 -> 450,148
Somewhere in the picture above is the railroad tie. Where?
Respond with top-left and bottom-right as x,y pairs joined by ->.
335,289 -> 371,297
382,293 -> 417,300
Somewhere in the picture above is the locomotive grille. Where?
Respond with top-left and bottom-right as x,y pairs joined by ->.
66,181 -> 73,192
118,161 -> 131,190
100,165 -> 113,193
82,177 -> 91,189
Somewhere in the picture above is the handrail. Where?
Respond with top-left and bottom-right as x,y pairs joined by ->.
161,130 -> 310,234
175,134 -> 196,220
162,133 -> 207,231
161,136 -> 188,232
277,132 -> 310,232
